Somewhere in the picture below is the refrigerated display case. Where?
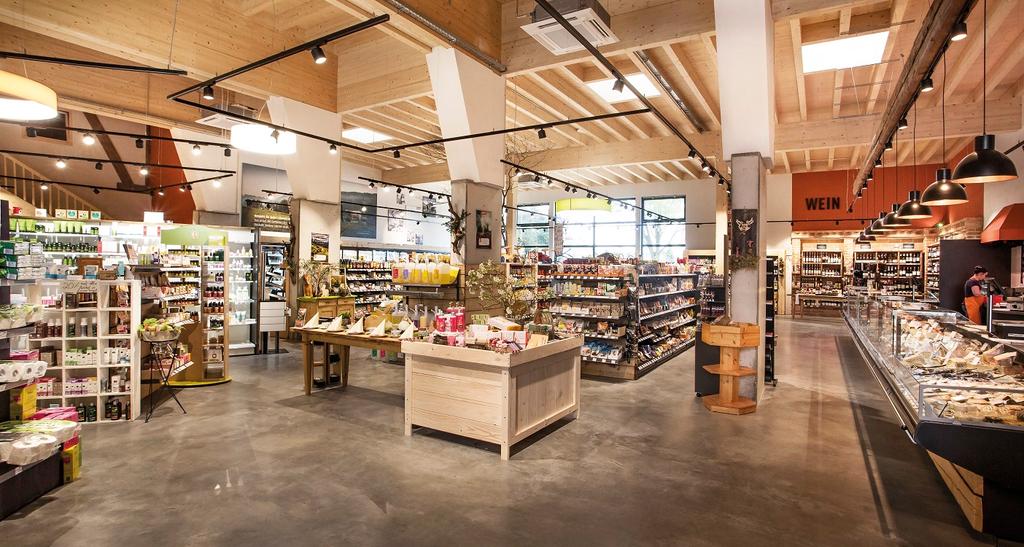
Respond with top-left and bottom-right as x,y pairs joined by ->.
844,292 -> 1024,539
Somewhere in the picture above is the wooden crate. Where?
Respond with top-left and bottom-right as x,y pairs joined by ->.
402,337 -> 582,460
700,322 -> 760,348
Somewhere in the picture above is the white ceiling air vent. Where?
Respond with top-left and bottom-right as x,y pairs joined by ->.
522,0 -> 618,55
195,103 -> 258,130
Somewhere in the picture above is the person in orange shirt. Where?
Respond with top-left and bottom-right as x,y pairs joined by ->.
963,265 -> 988,325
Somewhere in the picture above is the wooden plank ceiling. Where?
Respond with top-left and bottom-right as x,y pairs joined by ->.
2,0 -> 1022,187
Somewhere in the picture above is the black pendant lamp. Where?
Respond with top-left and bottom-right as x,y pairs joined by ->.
869,168 -> 889,233
922,53 -> 970,205
897,103 -> 933,219
952,0 -> 1018,184
882,137 -> 911,228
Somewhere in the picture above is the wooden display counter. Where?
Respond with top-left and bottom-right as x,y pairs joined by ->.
291,327 -> 402,395
402,337 -> 582,460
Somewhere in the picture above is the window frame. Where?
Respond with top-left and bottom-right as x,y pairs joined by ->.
640,195 -> 687,261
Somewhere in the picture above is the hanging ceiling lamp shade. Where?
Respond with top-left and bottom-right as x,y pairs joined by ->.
921,168 -> 969,205
883,203 -> 911,228
952,135 -> 1017,183
953,0 -> 1018,184
871,212 -> 890,233
230,123 -> 296,155
896,190 -> 933,219
0,70 -> 58,121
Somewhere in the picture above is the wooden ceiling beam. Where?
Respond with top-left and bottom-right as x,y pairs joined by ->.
364,0 -> 502,62
0,1 -> 338,111
663,43 -> 721,129
524,71 -> 630,141
776,96 -> 1021,151
505,88 -> 592,146
790,19 -> 809,121
509,76 -> 616,143
773,0 -> 891,21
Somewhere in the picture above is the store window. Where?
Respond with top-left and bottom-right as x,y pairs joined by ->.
514,203 -> 551,255
641,196 -> 686,262
555,199 -> 638,259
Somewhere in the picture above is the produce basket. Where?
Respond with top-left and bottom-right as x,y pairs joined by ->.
140,330 -> 180,343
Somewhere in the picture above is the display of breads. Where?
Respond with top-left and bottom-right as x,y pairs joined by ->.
900,317 -> 1024,426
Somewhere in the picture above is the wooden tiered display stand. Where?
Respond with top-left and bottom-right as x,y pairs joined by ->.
700,322 -> 760,415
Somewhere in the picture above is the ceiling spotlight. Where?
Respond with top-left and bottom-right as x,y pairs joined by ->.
179,186 -> 186,192
135,138 -> 144,149
612,78 -> 625,93
368,182 -> 375,188
874,157 -> 883,168
396,187 -> 402,194
867,171 -> 873,181
93,188 -> 100,195
416,221 -> 421,226
606,198 -> 612,204
201,85 -> 215,100
329,144 -> 338,155
688,149 -> 697,159
884,139 -> 893,150
186,184 -> 192,191
898,117 -> 908,130
360,206 -> 367,212
157,188 -> 165,196
564,184 -> 571,191
212,180 -> 222,188
571,187 -> 578,193
951,20 -> 967,42
537,128 -> 547,139
95,162 -> 103,170
140,167 -> 149,176
717,177 -> 724,186
310,45 -> 327,65
700,161 -> 711,174
393,150 -> 401,159
26,128 -> 38,138
920,77 -> 934,93
55,158 -> 66,169
192,144 -> 202,156
39,182 -> 48,191
82,133 -> 96,146
224,148 -> 232,157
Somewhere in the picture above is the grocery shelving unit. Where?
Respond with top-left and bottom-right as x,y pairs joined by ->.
227,229 -> 256,356
633,268 -> 699,378
765,256 -> 779,386
926,242 -> 940,294
546,269 -> 632,378
341,261 -> 394,310
852,250 -> 924,297
22,280 -> 141,422
795,250 -> 844,316
171,243 -> 230,386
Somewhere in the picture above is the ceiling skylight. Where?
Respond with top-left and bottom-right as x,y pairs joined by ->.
801,31 -> 889,73
586,73 -> 661,104
342,127 -> 394,144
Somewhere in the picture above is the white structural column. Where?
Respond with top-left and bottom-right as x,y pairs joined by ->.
715,0 -> 774,400
426,46 -> 505,265
267,96 -> 343,264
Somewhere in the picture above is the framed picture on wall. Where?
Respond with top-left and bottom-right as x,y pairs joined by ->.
310,232 -> 329,262
341,191 -> 377,239
476,209 -> 492,249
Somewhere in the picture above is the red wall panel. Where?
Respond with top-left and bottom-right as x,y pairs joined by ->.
145,127 -> 195,224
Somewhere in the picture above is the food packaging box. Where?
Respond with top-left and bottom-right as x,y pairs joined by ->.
10,383 -> 38,420
62,442 -> 82,484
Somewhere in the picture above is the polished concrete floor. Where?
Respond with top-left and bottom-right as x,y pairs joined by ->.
0,318 -> 1006,546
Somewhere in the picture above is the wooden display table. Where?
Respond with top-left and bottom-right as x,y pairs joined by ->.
700,322 -> 760,415
402,337 -> 582,460
297,296 -> 356,320
291,327 -> 402,395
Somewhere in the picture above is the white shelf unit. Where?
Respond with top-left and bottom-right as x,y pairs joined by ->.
226,228 -> 256,356
18,279 -> 141,422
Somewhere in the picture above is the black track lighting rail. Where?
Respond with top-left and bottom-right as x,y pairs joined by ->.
338,209 -> 445,226
168,15 -> 389,100
19,123 -> 234,150
0,149 -> 235,175
1,173 -> 231,195
532,0 -> 727,184
339,199 -> 451,219
854,0 -> 975,196
378,108 -> 651,153
357,177 -> 451,200
500,159 -> 676,222
0,51 -> 188,75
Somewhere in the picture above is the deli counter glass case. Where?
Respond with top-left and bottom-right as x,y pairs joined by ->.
844,291 -> 1024,539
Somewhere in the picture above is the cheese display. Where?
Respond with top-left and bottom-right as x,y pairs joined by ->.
900,316 -> 1024,426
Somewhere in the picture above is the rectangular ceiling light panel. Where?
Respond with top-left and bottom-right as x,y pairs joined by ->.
586,73 -> 661,104
801,31 -> 889,73
342,127 -> 394,144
